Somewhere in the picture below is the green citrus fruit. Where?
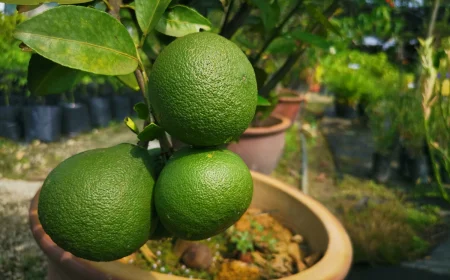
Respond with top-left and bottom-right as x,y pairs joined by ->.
38,143 -> 157,262
148,32 -> 258,147
154,147 -> 253,240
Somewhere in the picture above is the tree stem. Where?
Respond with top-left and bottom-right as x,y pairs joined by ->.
220,0 -> 235,34
428,0 -> 440,38
251,0 -> 303,66
258,0 -> 339,97
219,2 -> 251,39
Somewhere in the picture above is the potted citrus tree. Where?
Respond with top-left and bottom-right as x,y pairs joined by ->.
6,0 -> 351,278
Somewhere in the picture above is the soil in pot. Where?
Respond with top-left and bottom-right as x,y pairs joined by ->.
371,152 -> 392,184
111,95 -> 131,121
61,102 -> 92,137
130,208 -> 321,280
88,97 -> 112,128
334,101 -> 358,119
23,105 -> 62,142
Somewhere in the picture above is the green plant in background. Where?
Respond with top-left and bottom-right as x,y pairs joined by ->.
0,12 -> 30,105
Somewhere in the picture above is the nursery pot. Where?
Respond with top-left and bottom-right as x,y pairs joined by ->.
111,95 -> 131,121
0,105 -> 21,122
88,97 -> 112,128
29,171 -> 352,280
0,121 -> 21,141
271,93 -> 306,124
334,100 -> 358,119
61,103 -> 92,137
399,145 -> 430,184
23,105 -> 61,143
371,152 -> 392,184
228,114 -> 291,174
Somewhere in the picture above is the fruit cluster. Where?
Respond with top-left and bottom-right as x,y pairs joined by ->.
38,32 -> 258,262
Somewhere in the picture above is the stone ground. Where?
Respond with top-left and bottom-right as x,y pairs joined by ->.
317,108 -> 450,279
0,179 -> 46,280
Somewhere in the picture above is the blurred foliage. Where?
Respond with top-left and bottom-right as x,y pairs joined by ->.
0,12 -> 30,100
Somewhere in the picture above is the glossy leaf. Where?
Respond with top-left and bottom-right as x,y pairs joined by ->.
133,102 -> 149,120
138,123 -> 165,142
28,54 -> 82,96
122,18 -> 140,46
267,36 -> 296,55
306,4 -> 341,36
290,30 -> 330,49
3,0 -> 92,4
14,6 -> 138,76
257,95 -> 271,106
135,0 -> 171,35
249,0 -> 280,31
117,73 -> 139,91
155,5 -> 212,37
124,117 -> 140,134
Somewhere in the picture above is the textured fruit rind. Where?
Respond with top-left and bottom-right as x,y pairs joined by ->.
154,147 -> 253,240
38,143 -> 157,261
148,32 -> 257,147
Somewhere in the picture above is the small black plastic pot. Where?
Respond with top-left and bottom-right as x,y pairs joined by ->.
61,102 -> 92,137
0,121 -> 21,141
0,105 -> 21,122
88,97 -> 112,128
372,152 -> 392,184
335,100 -> 358,119
399,145 -> 430,184
111,95 -> 131,121
23,105 -> 62,142
129,91 -> 144,116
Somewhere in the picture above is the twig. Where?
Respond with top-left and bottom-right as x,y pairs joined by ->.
219,2 -> 251,39
220,0 -> 234,34
139,244 -> 156,263
250,0 -> 303,65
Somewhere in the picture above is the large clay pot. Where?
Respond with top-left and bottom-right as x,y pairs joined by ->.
272,94 -> 306,124
29,171 -> 352,280
228,114 -> 291,174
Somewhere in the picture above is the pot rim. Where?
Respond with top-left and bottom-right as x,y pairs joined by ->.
278,94 -> 306,103
245,114 -> 291,136
29,171 -> 352,280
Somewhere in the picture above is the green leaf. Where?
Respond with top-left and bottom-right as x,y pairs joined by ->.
257,95 -> 271,106
122,18 -> 140,46
14,6 -> 138,76
124,117 -> 140,134
155,5 -> 212,37
133,102 -> 149,120
117,73 -> 139,91
136,0 -> 171,35
266,36 -> 296,55
27,54 -> 82,96
306,4 -> 341,37
3,0 -> 91,4
249,0 -> 280,31
138,123 -> 165,142
290,29 -> 330,49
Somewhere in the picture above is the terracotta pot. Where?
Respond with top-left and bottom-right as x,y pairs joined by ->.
272,91 -> 306,124
29,172 -> 352,280
228,114 -> 291,174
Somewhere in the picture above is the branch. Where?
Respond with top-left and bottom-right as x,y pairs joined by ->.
258,0 -> 339,97
107,0 -> 122,20
220,2 -> 251,39
250,0 -> 303,66
220,0 -> 235,34
427,0 -> 440,38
